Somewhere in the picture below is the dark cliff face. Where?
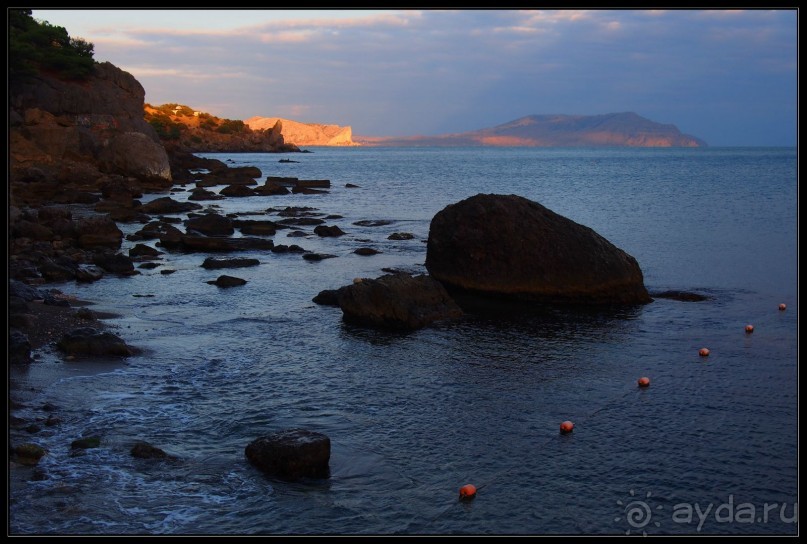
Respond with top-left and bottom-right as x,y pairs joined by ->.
10,61 -> 160,141
9,61 -> 171,187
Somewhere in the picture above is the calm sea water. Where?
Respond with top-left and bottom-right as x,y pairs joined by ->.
9,147 -> 797,535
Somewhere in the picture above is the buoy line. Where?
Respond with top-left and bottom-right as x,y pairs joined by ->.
424,384 -> 646,528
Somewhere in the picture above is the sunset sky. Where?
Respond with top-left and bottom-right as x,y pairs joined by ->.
32,9 -> 797,146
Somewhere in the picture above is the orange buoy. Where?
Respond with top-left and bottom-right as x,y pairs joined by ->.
745,324 -> 754,333
560,420 -> 574,434
699,348 -> 710,357
459,484 -> 477,501
779,303 -> 787,311
637,377 -> 650,388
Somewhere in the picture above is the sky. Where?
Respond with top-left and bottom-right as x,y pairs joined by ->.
31,9 -> 797,146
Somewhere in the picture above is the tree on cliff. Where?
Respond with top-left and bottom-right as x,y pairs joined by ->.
9,9 -> 95,80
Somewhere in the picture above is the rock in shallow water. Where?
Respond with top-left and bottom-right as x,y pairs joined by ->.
245,429 -> 330,482
324,273 -> 463,330
425,194 -> 651,305
57,327 -> 135,357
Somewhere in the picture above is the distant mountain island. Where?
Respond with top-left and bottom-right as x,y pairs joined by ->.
356,112 -> 707,147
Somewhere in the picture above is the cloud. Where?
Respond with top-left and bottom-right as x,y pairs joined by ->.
33,9 -> 797,145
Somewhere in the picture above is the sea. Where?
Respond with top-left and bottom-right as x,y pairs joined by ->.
8,146 -> 798,535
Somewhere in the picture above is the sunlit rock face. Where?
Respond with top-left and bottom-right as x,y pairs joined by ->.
245,117 -> 359,146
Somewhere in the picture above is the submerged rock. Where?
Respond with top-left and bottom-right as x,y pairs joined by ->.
71,436 -> 101,450
245,429 -> 330,482
131,441 -> 174,460
650,290 -> 710,302
426,194 -> 651,305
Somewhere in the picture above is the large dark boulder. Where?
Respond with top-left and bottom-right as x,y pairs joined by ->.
332,273 -> 463,330
245,429 -> 330,482
98,131 -> 171,181
425,194 -> 651,305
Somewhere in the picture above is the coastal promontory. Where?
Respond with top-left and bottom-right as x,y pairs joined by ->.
245,117 -> 358,146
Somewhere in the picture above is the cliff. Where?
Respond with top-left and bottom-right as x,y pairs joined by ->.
9,61 -> 174,204
144,105 -> 300,154
244,117 -> 358,146
356,112 -> 707,148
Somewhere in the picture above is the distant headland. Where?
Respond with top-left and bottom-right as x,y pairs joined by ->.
355,112 -> 707,147
245,117 -> 358,147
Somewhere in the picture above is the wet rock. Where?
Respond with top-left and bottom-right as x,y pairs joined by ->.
220,184 -> 257,197
160,269 -> 176,275
292,187 -> 328,195
201,257 -> 260,269
92,252 -> 137,276
10,330 -> 32,364
185,213 -> 234,236
312,289 -> 340,306
75,264 -> 105,282
74,215 -> 124,249
245,429 -> 331,482
14,443 -> 47,465
353,220 -> 393,227
294,179 -> 330,189
45,415 -> 62,427
426,194 -> 651,305
253,183 -> 290,196
331,273 -> 463,330
71,436 -> 101,449
345,183 -> 360,188
39,257 -> 77,282
9,280 -> 44,301
207,275 -> 247,288
128,243 -> 163,258
141,196 -> 202,215
271,244 -> 306,254
235,220 -> 278,236
276,206 -> 320,217
57,327 -> 135,357
314,225 -> 345,237
75,307 -> 96,320
188,188 -> 224,201
174,235 -> 274,253
650,290 -> 710,302
138,262 -> 160,270
388,232 -> 415,240
135,221 -> 183,241
279,217 -> 325,226
354,247 -> 380,256
131,441 -> 173,460
302,253 -> 337,262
